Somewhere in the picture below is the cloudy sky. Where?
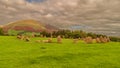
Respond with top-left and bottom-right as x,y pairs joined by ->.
0,0 -> 120,36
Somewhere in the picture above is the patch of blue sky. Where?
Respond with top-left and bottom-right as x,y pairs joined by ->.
26,0 -> 46,3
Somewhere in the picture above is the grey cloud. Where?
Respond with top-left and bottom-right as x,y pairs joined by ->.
0,0 -> 120,36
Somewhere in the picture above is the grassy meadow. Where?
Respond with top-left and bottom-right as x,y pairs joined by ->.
0,36 -> 120,68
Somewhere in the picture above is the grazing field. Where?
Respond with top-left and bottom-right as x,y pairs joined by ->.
0,36 -> 120,68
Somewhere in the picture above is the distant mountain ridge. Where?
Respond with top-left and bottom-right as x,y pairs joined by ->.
2,19 -> 58,33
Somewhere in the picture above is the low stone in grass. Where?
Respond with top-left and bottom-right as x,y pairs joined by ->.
36,40 -> 42,43
57,35 -> 62,43
99,36 -> 105,43
73,39 -> 79,44
48,38 -> 52,43
17,35 -> 21,39
96,38 -> 101,43
42,38 -> 52,43
25,37 -> 30,42
84,37 -> 93,44
107,37 -> 111,42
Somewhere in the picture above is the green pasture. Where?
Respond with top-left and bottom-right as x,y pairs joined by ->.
0,36 -> 120,68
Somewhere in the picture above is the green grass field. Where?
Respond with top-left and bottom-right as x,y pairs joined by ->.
0,36 -> 120,68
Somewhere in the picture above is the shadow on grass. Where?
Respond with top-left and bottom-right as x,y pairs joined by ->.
24,52 -> 99,65
19,52 -> 119,68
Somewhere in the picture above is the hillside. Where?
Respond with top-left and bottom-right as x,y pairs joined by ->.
2,20 -> 58,33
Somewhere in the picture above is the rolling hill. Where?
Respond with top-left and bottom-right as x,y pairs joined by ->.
2,20 -> 58,33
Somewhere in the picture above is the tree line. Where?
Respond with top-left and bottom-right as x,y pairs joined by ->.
40,30 -> 120,42
0,28 -> 120,42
